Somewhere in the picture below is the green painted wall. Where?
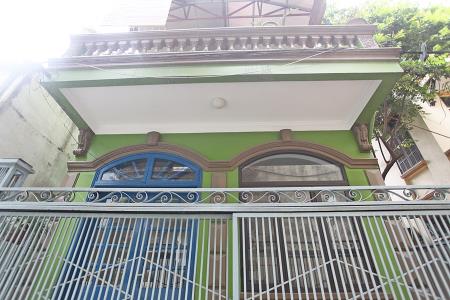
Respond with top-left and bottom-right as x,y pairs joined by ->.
36,131 -> 410,299
77,130 -> 371,163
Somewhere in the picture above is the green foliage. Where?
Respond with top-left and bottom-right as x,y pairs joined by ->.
325,1 -> 450,177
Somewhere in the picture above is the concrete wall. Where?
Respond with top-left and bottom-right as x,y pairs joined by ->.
373,110 -> 450,186
420,96 -> 450,154
0,71 -> 78,187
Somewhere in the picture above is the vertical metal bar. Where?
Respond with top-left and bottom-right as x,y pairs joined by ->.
14,216 -> 58,300
415,215 -> 450,297
219,218 -> 224,300
383,215 -> 419,297
311,217 -> 333,300
69,216 -> 101,300
164,218 -> 179,300
300,216 -> 316,300
248,217 -> 255,300
306,216 -> 325,300
186,217 -> 196,300
205,218 -> 212,300
75,218 -> 108,299
52,216 -> 92,300
31,216 -> 73,299
267,217 -> 278,300
43,217 -> 78,299
226,218 -> 230,300
281,217 -> 294,300
139,217 -> 159,299
394,216 -> 435,299
232,214 -> 240,300
145,217 -> 164,300
241,217 -> 248,300
0,216 -> 43,298
171,218 -> 184,300
362,216 -> 395,299
198,217 -> 207,300
3,216 -> 48,299
99,217 -> 127,300
287,217 -> 302,300
332,216 -> 356,299
423,215 -> 450,280
344,216 -> 373,300
401,215 -> 443,298
255,217 -> 263,300
294,217 -> 310,300
156,218 -> 173,300
261,217 -> 271,300
212,218 -> 218,300
326,216 -> 349,300
125,217 -> 146,300
273,217 -> 286,300
112,217 -> 136,300
0,216 -> 33,281
132,217 -> 151,300
352,216 -> 382,300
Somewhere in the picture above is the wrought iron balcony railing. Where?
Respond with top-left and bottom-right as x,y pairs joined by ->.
0,185 -> 449,204
55,24 -> 381,64
0,186 -> 449,300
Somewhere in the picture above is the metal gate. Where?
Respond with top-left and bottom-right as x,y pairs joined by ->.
0,202 -> 449,299
234,211 -> 450,300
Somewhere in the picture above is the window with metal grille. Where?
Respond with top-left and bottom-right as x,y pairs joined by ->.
391,133 -> 424,175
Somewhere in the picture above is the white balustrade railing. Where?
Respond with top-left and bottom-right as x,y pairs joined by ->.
63,25 -> 379,58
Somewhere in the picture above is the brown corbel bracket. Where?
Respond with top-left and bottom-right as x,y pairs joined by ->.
352,123 -> 372,152
73,128 -> 94,157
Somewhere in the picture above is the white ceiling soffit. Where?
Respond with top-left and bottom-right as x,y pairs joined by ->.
102,0 -> 172,26
61,80 -> 381,134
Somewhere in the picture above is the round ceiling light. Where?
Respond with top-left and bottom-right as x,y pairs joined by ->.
211,97 -> 227,109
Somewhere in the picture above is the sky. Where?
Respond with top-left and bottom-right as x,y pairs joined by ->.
0,0 -> 448,66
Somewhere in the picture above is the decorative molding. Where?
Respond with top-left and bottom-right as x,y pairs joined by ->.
352,123 -> 371,152
211,172 -> 227,188
147,131 -> 160,145
364,169 -> 385,186
279,129 -> 293,142
67,140 -> 379,172
401,160 -> 428,181
73,128 -> 94,157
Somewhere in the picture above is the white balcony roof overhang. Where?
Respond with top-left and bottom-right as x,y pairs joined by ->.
44,58 -> 403,134
60,80 -> 380,134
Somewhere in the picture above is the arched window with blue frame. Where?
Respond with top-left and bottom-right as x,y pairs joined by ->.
55,153 -> 202,300
90,152 -> 202,203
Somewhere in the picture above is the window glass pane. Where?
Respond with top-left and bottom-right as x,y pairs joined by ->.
100,159 -> 147,181
241,154 -> 344,184
151,159 -> 195,181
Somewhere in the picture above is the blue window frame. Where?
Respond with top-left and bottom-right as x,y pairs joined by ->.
56,153 -> 201,299
94,153 -> 202,188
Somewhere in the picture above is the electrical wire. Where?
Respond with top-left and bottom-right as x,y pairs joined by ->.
67,46 -> 352,80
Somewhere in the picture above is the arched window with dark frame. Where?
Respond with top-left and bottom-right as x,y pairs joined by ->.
239,152 -> 348,203
238,151 -> 378,297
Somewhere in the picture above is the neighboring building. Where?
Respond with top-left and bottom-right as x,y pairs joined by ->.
0,66 -> 78,186
0,1 -> 449,299
374,84 -> 450,187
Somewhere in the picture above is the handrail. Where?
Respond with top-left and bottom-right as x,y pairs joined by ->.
0,186 -> 448,203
